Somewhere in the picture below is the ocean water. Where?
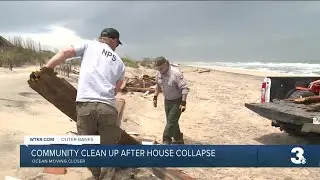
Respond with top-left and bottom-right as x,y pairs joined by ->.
183,62 -> 320,76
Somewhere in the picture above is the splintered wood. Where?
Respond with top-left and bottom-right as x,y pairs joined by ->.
292,96 -> 320,104
193,68 -> 211,73
121,75 -> 157,93
284,96 -> 320,112
27,68 -> 140,145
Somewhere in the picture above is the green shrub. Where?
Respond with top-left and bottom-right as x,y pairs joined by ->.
0,35 -> 55,68
121,56 -> 139,68
138,58 -> 154,68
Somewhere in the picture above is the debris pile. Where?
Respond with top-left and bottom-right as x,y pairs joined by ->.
287,96 -> 320,104
285,96 -> 320,112
121,75 -> 157,93
170,63 -> 180,67
194,68 -> 211,73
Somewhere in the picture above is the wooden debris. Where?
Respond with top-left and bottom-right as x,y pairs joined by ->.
57,65 -> 156,93
142,91 -> 150,97
66,131 -> 77,135
194,68 -> 211,73
292,96 -> 320,104
43,167 -> 67,175
125,87 -> 155,93
198,69 -> 211,73
121,75 -> 157,93
283,98 -> 295,102
27,68 -> 140,145
127,132 -> 140,136
170,63 -> 180,67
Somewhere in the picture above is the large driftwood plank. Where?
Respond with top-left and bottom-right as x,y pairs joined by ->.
125,87 -> 155,93
27,68 -> 140,145
245,101 -> 320,125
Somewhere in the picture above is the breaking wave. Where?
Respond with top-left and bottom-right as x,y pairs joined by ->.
184,62 -> 320,76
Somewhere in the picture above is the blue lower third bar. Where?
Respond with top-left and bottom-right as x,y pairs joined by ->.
19,145 -> 320,167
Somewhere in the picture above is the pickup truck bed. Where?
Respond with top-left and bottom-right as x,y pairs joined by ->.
245,76 -> 320,136
245,101 -> 315,125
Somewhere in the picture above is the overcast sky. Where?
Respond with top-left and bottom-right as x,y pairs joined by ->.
1,1 -> 320,63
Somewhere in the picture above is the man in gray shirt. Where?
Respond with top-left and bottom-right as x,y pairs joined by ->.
153,56 -> 190,144
44,28 -> 125,180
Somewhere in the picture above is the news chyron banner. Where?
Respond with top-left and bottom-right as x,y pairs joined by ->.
23,135 -> 100,145
21,136 -> 320,167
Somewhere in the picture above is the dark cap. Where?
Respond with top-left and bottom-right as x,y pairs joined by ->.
100,28 -> 122,45
154,56 -> 168,66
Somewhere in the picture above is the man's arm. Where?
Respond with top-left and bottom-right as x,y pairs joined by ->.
154,74 -> 161,97
176,73 -> 190,102
153,74 -> 161,107
115,66 -> 125,95
115,80 -> 123,95
45,42 -> 88,69
154,83 -> 161,97
182,93 -> 188,102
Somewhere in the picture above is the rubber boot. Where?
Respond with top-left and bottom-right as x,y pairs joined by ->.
172,133 -> 184,144
162,139 -> 172,145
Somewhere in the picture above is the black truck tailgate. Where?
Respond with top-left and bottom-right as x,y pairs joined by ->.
245,101 -> 318,125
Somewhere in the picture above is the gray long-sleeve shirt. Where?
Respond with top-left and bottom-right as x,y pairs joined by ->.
155,66 -> 190,100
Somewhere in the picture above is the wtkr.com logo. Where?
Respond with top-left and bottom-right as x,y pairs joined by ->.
290,147 -> 307,165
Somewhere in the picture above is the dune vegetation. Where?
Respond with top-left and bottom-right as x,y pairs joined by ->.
0,36 -> 155,70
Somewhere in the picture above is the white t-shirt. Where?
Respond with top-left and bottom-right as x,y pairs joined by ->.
73,40 -> 125,108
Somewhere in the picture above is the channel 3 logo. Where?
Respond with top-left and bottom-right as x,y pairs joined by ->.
290,147 -> 307,165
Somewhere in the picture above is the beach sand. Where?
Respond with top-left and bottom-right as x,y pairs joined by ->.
0,65 -> 319,180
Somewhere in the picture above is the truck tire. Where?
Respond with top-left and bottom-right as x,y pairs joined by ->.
288,90 -> 315,99
280,124 -> 306,137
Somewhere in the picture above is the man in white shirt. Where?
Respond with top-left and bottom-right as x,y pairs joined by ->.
44,28 -> 125,180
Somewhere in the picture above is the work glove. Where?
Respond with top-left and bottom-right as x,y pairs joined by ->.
40,66 -> 55,74
179,101 -> 186,112
29,67 -> 56,81
153,96 -> 157,107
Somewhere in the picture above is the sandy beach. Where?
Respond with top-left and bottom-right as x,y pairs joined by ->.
0,65 -> 319,180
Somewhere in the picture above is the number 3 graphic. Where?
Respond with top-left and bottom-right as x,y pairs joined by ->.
291,147 -> 306,164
